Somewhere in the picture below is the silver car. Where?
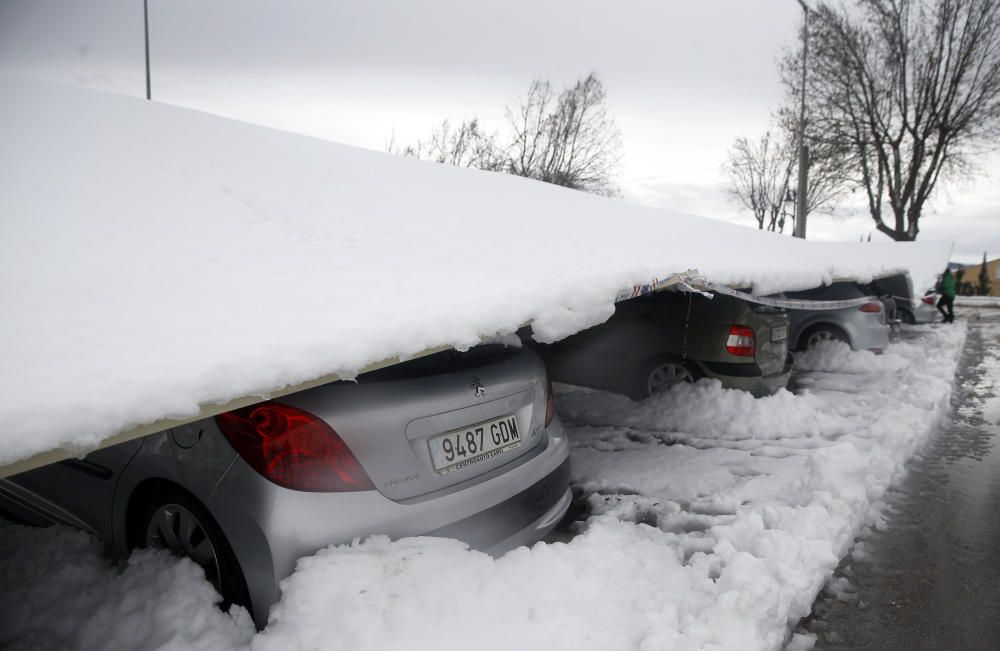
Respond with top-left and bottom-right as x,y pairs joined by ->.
0,344 -> 571,629
867,273 -> 933,325
898,292 -> 938,324
784,282 -> 891,352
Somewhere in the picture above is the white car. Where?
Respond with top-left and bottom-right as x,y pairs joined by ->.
898,292 -> 939,324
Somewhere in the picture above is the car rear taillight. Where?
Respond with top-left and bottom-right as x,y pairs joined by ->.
544,375 -> 555,427
215,402 -> 375,492
859,301 -> 883,313
726,325 -> 756,357
922,296 -> 935,305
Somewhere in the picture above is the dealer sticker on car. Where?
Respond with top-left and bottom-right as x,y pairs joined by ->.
771,326 -> 788,343
429,414 -> 521,474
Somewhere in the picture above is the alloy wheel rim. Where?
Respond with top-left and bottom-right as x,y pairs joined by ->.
807,330 -> 837,348
145,503 -> 222,592
647,363 -> 693,395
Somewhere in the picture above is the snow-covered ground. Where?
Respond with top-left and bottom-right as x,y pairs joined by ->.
955,296 -> 1000,307
0,322 -> 965,651
0,77 -> 952,470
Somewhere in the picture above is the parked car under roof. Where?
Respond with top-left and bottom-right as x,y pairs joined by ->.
871,274 -> 937,325
526,290 -> 792,399
0,343 -> 571,629
904,291 -> 939,324
783,282 -> 891,352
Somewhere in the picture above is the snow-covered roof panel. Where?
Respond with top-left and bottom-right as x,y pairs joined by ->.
0,78 -> 952,472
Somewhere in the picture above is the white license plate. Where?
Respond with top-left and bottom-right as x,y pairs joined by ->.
771,326 -> 788,342
428,414 -> 521,474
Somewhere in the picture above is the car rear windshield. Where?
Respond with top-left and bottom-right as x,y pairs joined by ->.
356,344 -> 523,383
786,283 -> 864,301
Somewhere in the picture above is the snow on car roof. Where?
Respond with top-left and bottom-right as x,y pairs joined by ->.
0,77 -> 952,474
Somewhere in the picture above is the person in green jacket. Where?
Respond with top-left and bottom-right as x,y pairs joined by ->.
937,268 -> 956,323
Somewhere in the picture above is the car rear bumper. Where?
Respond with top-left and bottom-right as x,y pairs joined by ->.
698,359 -> 792,396
426,458 -> 571,555
208,417 -> 571,628
846,320 -> 891,352
913,304 -> 937,324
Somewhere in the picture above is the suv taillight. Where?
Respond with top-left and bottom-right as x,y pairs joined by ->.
216,402 -> 374,492
859,301 -> 883,313
726,325 -> 756,357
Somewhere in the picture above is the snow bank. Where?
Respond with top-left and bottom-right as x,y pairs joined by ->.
955,296 -> 1000,307
0,323 -> 965,651
0,76 -> 952,466
0,521 -> 252,651
257,324 -> 966,651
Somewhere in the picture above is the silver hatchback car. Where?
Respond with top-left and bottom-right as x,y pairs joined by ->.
898,292 -> 939,325
784,282 -> 891,352
0,344 -> 571,629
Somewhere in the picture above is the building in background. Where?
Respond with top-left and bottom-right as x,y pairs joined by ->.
956,257 -> 1000,296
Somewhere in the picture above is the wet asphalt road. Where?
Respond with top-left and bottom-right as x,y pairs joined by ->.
797,306 -> 1000,650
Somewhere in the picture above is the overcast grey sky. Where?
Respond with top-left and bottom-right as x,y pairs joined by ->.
2,0 -> 996,262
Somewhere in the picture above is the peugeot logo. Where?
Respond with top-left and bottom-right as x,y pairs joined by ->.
471,378 -> 486,398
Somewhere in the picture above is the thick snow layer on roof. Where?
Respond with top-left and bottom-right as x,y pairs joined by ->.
0,77 -> 951,465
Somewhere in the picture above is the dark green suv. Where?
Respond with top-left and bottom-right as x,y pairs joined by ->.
531,290 -> 792,399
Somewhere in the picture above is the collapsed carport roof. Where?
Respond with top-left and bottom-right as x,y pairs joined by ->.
0,78 -> 952,476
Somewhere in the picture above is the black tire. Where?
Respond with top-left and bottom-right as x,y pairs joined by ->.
798,324 -> 849,351
632,356 -> 701,400
898,308 -> 915,325
129,486 -> 252,619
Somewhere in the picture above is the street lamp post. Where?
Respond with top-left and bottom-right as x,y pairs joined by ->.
144,0 -> 151,100
794,0 -> 810,238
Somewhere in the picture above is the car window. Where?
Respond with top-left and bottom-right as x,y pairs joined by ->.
786,282 -> 863,301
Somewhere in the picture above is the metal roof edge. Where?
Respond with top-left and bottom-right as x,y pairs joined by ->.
1,347 -> 453,478
2,270 -> 701,478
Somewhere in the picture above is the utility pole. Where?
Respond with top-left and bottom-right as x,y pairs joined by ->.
794,0 -> 810,238
144,0 -> 151,100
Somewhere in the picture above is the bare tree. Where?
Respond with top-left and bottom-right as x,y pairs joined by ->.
725,132 -> 794,232
725,119 -> 847,233
390,119 -> 504,171
774,107 -> 853,216
790,0 -> 1000,241
506,79 -> 557,183
395,74 -> 622,196
506,74 -> 622,195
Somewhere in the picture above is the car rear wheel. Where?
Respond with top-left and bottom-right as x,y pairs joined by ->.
801,325 -> 848,350
898,308 -> 915,325
132,487 -> 252,619
634,358 -> 700,399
